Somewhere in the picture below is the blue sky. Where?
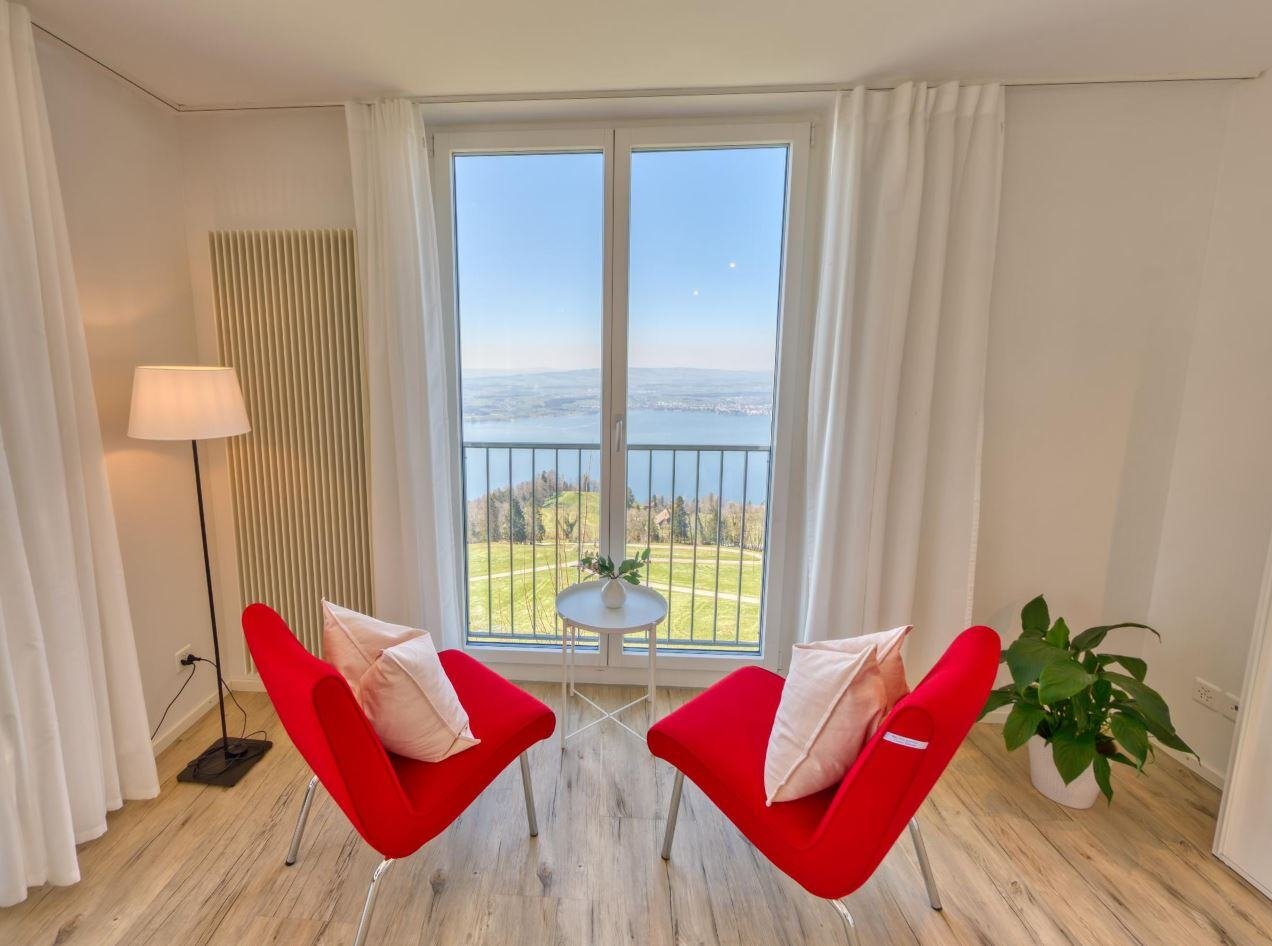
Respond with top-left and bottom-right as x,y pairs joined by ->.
453,146 -> 788,374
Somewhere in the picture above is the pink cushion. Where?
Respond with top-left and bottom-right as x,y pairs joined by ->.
764,642 -> 887,804
359,633 -> 480,762
321,599 -> 423,689
815,624 -> 913,711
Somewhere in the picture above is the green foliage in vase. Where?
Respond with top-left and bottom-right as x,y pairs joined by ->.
579,548 -> 651,585
978,595 -> 1194,803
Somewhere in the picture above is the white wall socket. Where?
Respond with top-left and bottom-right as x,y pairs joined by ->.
1193,678 -> 1219,710
175,645 -> 194,674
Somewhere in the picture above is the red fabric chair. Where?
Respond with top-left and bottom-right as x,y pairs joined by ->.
648,625 -> 999,943
242,603 -> 555,946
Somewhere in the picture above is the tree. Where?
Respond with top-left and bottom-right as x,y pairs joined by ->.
698,494 -> 720,545
509,496 -> 528,543
672,497 -> 690,543
488,493 -> 505,542
627,507 -> 649,544
560,509 -> 578,542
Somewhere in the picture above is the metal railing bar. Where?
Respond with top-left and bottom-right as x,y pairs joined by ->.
626,442 -> 769,452
737,451 -> 749,638
463,440 -> 601,450
689,450 -> 701,642
530,448 -> 538,637
759,450 -> 773,642
485,448 -> 492,635
576,449 -> 583,583
461,440 -> 769,452
554,448 -> 561,645
508,448 -> 515,638
667,449 -> 676,636
645,448 -> 653,587
713,451 -> 724,643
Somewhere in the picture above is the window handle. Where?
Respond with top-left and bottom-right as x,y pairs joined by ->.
612,414 -> 625,453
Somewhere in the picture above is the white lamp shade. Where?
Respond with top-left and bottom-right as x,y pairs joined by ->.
128,366 -> 251,440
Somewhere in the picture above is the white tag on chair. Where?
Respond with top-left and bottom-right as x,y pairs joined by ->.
883,732 -> 929,750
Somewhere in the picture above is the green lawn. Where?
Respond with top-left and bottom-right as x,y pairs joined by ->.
465,539 -> 764,652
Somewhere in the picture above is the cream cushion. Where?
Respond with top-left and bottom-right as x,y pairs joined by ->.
815,624 -> 913,710
321,599 -> 423,690
764,642 -> 887,805
357,633 -> 480,762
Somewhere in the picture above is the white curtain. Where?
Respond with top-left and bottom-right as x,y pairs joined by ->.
0,1 -> 158,907
798,82 -> 1004,673
345,100 -> 465,646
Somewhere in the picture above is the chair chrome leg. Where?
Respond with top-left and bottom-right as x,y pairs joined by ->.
908,816 -> 942,911
285,775 -> 319,866
352,858 -> 395,946
519,752 -> 539,837
830,899 -> 862,946
660,770 -> 685,860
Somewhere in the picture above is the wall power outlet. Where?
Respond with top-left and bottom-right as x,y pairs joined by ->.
1192,678 -> 1219,710
175,645 -> 194,674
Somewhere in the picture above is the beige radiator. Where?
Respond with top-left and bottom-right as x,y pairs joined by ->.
209,228 -> 372,660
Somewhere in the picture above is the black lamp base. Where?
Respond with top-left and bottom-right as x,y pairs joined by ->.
176,737 -> 273,787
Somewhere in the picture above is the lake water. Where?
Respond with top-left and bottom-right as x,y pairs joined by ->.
462,410 -> 773,504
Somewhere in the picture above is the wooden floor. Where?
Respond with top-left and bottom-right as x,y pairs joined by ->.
3,683 -> 1271,945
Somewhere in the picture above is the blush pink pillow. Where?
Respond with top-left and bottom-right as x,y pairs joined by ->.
763,642 -> 887,805
321,599 -> 423,690
814,624 -> 913,711
358,634 -> 480,763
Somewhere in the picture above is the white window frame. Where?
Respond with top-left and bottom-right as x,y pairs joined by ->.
432,118 -> 811,687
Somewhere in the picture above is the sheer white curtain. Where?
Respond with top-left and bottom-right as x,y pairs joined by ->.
797,82 -> 1004,673
345,100 -> 465,646
0,1 -> 158,907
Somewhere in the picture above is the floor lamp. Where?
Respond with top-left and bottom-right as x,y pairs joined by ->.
129,365 -> 271,786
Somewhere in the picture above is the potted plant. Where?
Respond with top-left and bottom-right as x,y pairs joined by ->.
979,594 -> 1193,807
580,548 -> 651,609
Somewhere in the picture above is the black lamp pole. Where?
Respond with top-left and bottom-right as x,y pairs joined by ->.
176,439 -> 271,787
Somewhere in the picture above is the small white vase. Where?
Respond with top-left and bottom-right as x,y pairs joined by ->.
1027,736 -> 1100,809
601,578 -> 627,609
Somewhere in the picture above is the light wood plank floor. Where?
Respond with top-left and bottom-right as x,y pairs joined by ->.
3,683 -> 1270,945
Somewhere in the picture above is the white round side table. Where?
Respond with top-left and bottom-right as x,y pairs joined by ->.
555,580 -> 668,749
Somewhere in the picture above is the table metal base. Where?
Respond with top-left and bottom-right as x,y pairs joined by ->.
560,621 -> 658,748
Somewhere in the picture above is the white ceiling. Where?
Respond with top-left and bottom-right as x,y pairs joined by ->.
26,0 -> 1272,109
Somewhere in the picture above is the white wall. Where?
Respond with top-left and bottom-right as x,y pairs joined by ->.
177,107 -> 355,682
1144,72 -> 1272,781
975,81 -> 1234,639
36,35 -> 219,748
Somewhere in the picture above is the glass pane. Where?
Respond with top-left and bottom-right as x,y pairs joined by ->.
624,146 -> 789,655
454,152 -> 603,646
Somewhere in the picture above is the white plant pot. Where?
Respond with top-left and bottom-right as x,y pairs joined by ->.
601,578 -> 627,609
1028,736 -> 1100,809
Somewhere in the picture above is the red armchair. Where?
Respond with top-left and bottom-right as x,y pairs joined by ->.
242,604 -> 555,946
648,625 -> 999,943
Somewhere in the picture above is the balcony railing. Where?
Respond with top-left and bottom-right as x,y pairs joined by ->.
461,440 -> 771,654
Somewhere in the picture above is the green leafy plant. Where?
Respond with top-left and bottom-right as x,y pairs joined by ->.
579,548 -> 650,584
978,594 -> 1193,803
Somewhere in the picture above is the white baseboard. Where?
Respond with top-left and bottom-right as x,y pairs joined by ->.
977,710 -> 1225,788
151,692 -> 218,756
1162,746 -> 1225,788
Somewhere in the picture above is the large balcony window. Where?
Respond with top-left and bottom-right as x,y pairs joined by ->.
437,124 -> 805,666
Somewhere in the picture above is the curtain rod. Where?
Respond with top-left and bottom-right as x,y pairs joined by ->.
33,20 -> 1260,116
